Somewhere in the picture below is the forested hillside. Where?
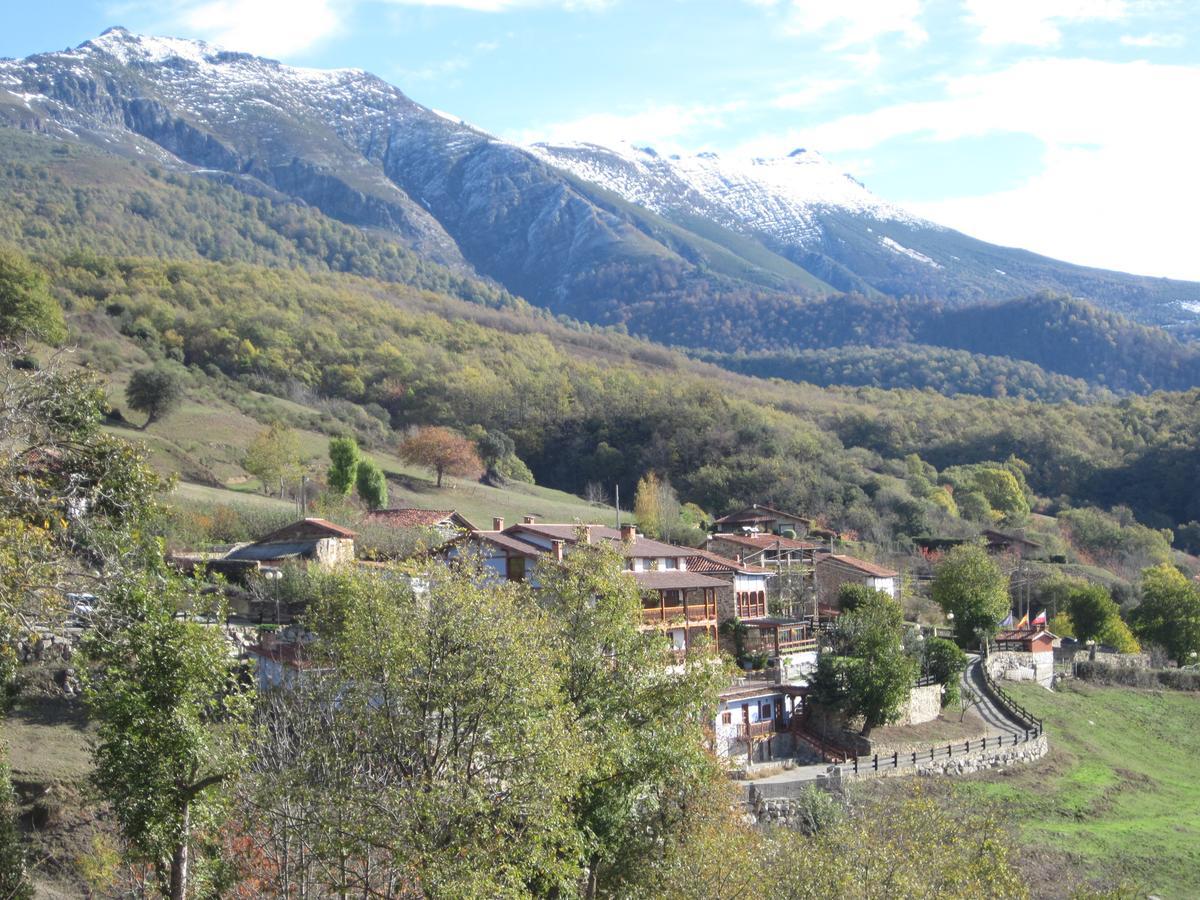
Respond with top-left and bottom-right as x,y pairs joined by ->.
4,124 -> 1200,541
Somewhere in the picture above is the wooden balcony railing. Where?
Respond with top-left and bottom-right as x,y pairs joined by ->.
736,719 -> 778,739
776,637 -> 818,653
642,605 -> 717,624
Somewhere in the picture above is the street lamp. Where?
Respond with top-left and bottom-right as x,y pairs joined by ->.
263,568 -> 283,626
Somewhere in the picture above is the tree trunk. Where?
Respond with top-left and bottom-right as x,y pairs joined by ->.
860,721 -> 874,738
169,802 -> 190,900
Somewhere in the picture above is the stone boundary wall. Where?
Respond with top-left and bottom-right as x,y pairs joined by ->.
743,734 -> 1049,825
988,650 -> 1053,687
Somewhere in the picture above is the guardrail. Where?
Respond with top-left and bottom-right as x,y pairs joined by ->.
979,659 -> 1044,736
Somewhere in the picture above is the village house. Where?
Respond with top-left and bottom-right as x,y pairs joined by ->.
712,504 -> 815,537
815,553 -> 900,606
363,507 -> 476,541
688,548 -> 818,680
224,518 -> 357,570
713,682 -> 812,764
446,518 -> 723,655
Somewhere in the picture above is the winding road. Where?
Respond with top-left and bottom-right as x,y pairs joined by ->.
962,653 -> 1025,738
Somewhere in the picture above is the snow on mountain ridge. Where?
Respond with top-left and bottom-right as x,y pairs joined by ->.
529,139 -> 936,249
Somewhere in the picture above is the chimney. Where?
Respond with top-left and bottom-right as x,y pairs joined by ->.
523,515 -> 537,524
621,523 -> 636,543
492,517 -> 504,531
551,538 -> 565,561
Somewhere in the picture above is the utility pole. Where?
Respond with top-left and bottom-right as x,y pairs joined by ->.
615,483 -> 620,528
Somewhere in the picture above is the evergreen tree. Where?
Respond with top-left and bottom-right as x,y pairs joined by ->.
354,457 -> 388,510
326,435 -> 359,496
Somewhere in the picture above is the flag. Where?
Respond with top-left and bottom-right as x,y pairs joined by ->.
999,611 -> 1014,627
1016,612 -> 1029,629
1032,609 -> 1048,626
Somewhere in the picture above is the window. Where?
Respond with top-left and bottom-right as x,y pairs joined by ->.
506,556 -> 526,582
721,711 -> 732,725
663,558 -> 677,569
761,702 -> 772,719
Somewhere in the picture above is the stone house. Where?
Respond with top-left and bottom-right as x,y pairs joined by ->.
815,554 -> 899,605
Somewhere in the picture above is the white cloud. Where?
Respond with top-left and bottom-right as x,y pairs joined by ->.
147,0 -> 606,58
179,0 -> 345,57
963,0 -> 1128,47
1120,32 -> 1185,47
772,57 -> 1200,279
778,0 -> 927,48
379,0 -> 611,10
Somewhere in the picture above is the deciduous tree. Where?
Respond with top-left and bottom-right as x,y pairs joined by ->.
0,247 -> 65,345
83,571 -> 252,900
125,365 -> 184,429
1133,564 -> 1200,665
242,422 -> 301,497
397,426 -> 482,488
931,544 -> 1010,647
810,591 -> 916,737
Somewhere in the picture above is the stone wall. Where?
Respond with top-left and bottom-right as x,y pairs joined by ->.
900,683 -> 942,726
742,734 -> 1049,824
808,682 -> 945,751
988,650 -> 1053,687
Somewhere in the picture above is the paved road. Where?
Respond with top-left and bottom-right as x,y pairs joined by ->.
962,653 -> 1025,737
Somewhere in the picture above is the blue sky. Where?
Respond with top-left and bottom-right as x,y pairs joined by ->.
4,1 -> 1199,280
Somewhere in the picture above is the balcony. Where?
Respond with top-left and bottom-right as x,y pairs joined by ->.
736,719 -> 779,739
641,604 -> 717,625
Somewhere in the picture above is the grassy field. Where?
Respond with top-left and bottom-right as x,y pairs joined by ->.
103,387 -> 616,529
958,681 -> 1200,898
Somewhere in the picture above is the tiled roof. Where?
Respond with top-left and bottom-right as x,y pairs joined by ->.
365,508 -> 474,529
686,549 -> 772,575
709,533 -> 818,551
996,628 -> 1057,642
631,570 -> 729,590
817,554 -> 899,578
507,523 -> 695,557
257,518 -> 357,543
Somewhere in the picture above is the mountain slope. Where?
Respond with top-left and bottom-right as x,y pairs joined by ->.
531,140 -> 1200,323
3,27 -> 1199,340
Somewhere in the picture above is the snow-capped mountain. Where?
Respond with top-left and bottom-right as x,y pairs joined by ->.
1,27 -> 1197,334
529,141 -> 928,247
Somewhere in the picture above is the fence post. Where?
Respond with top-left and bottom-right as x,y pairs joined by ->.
853,756 -> 858,775
929,746 -> 934,761
982,736 -> 987,750
893,751 -> 898,770
966,740 -> 970,753
947,744 -> 952,758
1024,728 -> 1029,742
873,754 -> 878,772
